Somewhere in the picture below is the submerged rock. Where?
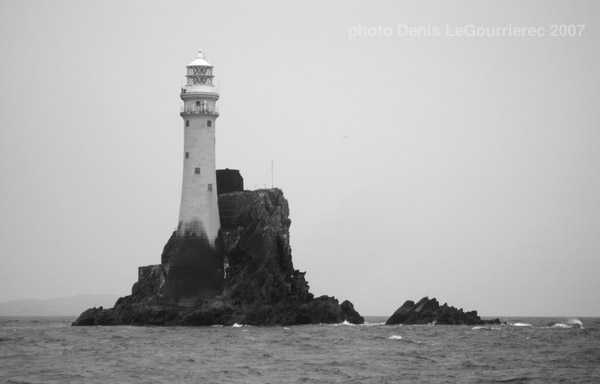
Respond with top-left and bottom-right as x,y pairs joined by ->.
385,297 -> 500,325
72,189 -> 363,326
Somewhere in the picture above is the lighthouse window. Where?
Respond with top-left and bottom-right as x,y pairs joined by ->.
195,168 -> 200,174
207,120 -> 212,127
196,101 -> 201,107
185,120 -> 189,127
185,152 -> 189,159
208,184 -> 213,191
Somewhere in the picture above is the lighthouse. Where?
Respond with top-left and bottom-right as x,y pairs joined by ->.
155,50 -> 224,305
177,49 -> 220,243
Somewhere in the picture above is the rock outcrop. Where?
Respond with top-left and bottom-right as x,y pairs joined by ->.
72,189 -> 363,326
385,297 -> 500,325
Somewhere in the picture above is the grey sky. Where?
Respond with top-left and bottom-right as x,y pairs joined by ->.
1,0 -> 599,316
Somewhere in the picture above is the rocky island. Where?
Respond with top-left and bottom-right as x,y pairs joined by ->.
385,297 -> 500,325
73,189 -> 364,326
72,51 -> 365,327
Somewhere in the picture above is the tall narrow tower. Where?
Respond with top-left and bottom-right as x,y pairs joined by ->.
178,49 -> 220,243
159,50 -> 223,305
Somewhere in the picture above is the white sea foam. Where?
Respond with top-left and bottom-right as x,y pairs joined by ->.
510,322 -> 533,327
566,318 -> 584,328
551,318 -> 584,329
472,326 -> 502,331
232,323 -> 244,328
330,320 -> 357,327
389,335 -> 403,340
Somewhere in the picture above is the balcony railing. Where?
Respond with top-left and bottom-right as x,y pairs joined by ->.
180,106 -> 219,116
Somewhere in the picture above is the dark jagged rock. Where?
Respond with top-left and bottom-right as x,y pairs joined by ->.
385,297 -> 500,326
72,189 -> 363,326
72,307 -> 116,326
341,300 -> 365,324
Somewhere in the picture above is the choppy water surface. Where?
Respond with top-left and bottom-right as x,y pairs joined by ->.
1,316 -> 599,383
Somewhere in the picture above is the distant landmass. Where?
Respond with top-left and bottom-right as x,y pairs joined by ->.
0,294 -> 119,316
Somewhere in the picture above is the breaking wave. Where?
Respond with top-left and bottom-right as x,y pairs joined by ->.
550,318 -> 584,329
472,326 -> 501,331
509,322 -> 533,327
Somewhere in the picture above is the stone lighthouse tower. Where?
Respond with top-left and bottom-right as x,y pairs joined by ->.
158,50 -> 224,305
177,49 -> 220,242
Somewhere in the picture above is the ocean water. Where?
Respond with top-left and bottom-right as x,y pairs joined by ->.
1,316 -> 599,383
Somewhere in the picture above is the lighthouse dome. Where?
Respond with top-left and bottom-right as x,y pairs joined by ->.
188,49 -> 213,67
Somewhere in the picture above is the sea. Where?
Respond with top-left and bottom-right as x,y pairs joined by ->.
1,316 -> 599,383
